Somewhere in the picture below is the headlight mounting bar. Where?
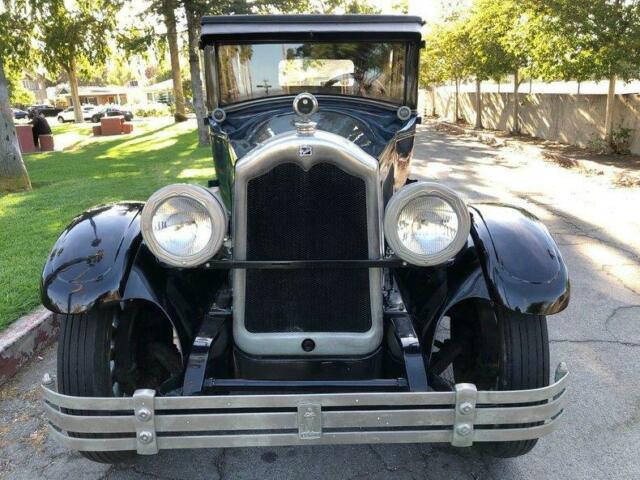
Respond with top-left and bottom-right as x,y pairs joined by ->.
198,257 -> 412,269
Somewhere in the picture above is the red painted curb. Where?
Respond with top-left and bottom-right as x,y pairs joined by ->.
0,307 -> 58,386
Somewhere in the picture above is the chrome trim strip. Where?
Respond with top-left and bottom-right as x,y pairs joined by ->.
232,129 -> 383,356
42,365 -> 569,453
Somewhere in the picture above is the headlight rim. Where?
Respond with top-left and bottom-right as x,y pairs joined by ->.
384,182 -> 470,267
141,184 -> 227,268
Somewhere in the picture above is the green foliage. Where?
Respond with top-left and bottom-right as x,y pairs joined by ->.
423,0 -> 640,86
610,125 -> 634,154
0,0 -> 34,64
525,0 -> 640,82
134,103 -> 172,117
587,135 -> 610,155
421,20 -> 471,87
4,66 -> 35,106
318,0 -> 379,13
392,0 -> 409,14
39,0 -> 123,77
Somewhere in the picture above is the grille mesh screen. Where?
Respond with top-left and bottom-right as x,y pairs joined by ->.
244,162 -> 372,333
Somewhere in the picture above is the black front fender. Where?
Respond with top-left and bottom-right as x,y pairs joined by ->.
470,203 -> 570,315
41,202 -> 144,314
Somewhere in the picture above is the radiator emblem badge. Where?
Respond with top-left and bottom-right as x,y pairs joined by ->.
299,145 -> 313,157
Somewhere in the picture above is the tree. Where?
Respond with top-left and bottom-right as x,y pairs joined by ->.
40,0 -> 122,123
182,0 -> 253,145
473,0 -> 537,134
0,0 -> 33,192
423,21 -> 471,123
465,3 -> 512,129
155,0 -> 187,121
525,0 -> 640,142
420,33 -> 448,117
183,1 -> 210,145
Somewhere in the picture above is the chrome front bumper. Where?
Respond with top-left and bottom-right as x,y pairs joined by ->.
42,363 -> 568,454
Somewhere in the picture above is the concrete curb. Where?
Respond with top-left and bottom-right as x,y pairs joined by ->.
0,307 -> 58,386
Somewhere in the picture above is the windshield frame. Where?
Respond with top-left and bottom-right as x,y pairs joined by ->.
209,39 -> 413,109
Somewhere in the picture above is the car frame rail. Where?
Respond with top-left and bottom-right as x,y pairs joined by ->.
41,363 -> 568,454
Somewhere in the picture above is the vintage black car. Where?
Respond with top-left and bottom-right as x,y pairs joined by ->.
41,15 -> 570,464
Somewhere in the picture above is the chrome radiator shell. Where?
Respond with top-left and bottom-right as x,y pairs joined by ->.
232,129 -> 383,356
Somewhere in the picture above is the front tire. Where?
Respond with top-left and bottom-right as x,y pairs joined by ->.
481,309 -> 549,457
57,308 -> 134,463
57,306 -> 181,463
432,303 -> 549,458
57,116 -> 65,123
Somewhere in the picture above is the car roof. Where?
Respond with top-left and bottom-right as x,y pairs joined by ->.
200,14 -> 423,44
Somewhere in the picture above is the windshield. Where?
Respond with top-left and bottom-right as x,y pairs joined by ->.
216,42 -> 407,105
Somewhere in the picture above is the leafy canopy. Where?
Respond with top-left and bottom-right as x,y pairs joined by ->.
39,0 -> 123,77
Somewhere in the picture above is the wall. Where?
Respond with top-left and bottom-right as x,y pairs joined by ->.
419,88 -> 640,155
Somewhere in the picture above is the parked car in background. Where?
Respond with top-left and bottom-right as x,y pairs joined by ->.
57,106 -> 97,123
12,108 -> 28,120
90,106 -> 134,123
29,104 -> 63,117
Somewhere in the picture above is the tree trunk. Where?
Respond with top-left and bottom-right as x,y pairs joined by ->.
185,5 -> 209,146
0,58 -> 31,192
68,58 -> 83,123
511,69 -> 520,134
454,78 -> 459,123
430,87 -> 436,116
474,77 -> 482,130
604,73 -> 616,142
163,0 -> 186,121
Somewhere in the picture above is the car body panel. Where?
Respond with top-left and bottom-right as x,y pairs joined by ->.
469,203 -> 570,315
41,202 -> 144,314
210,97 -> 418,210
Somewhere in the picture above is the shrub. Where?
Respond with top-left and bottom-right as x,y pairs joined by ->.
134,103 -> 172,118
610,126 -> 633,155
587,136 -> 610,155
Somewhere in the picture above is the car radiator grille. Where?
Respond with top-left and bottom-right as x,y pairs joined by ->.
244,162 -> 372,333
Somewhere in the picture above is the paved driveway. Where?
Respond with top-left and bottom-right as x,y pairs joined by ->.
2,125 -> 639,480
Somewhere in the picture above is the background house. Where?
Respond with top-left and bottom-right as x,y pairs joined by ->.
143,79 -> 175,104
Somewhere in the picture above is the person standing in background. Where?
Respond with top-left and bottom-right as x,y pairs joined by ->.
28,109 -> 52,150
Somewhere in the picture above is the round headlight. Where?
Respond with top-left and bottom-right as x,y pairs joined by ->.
384,182 -> 470,266
141,184 -> 227,267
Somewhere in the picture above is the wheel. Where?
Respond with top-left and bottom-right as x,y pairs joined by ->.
91,115 -> 99,123
57,306 -> 181,463
430,302 -> 549,458
57,116 -> 65,123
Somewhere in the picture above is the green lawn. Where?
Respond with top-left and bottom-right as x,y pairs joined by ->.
0,120 -> 216,330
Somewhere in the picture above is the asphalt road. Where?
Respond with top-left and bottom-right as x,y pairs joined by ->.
2,124 -> 639,480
